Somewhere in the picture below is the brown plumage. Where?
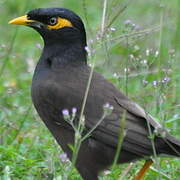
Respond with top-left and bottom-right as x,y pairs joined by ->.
9,8 -> 180,180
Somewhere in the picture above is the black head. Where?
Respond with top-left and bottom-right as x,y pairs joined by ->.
9,8 -> 87,47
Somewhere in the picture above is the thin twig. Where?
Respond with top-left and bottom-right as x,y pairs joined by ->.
150,167 -> 171,179
10,105 -> 32,145
78,64 -> 95,134
118,163 -> 134,180
0,28 -> 18,78
82,0 -> 94,36
82,112 -> 107,141
111,26 -> 160,42
112,111 -> 126,168
106,4 -> 128,29
117,69 -> 166,78
163,138 -> 180,156
101,0 -> 108,37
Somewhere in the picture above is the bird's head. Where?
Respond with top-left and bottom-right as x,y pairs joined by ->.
9,8 -> 87,47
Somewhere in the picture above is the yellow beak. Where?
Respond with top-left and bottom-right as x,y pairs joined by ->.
8,15 -> 34,25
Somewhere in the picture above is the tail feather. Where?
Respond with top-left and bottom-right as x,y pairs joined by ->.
161,134 -> 180,157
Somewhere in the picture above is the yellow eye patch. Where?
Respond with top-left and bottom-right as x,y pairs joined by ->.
48,17 -> 73,30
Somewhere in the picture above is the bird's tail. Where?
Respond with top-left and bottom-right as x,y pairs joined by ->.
160,134 -> 180,157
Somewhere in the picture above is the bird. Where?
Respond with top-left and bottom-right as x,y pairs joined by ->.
9,7 -> 180,180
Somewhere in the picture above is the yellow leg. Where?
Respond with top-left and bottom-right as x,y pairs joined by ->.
134,160 -> 153,180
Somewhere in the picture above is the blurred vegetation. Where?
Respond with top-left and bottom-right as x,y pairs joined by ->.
0,0 -> 180,179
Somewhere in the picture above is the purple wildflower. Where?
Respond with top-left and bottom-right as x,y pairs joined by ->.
143,80 -> 148,85
59,153 -> 69,163
72,107 -> 77,120
162,77 -> 171,83
89,39 -> 94,44
72,107 -> 77,114
84,46 -> 91,57
62,109 -> 69,116
103,103 -> 114,115
36,43 -> 42,49
152,80 -> 158,86
62,109 -> 70,120
134,24 -> 140,30
124,19 -> 132,25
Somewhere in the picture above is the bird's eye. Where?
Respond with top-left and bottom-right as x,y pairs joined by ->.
49,17 -> 57,25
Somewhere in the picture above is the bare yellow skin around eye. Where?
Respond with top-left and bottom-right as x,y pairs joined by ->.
48,17 -> 73,30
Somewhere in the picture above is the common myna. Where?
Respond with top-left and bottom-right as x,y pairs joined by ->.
9,8 -> 180,180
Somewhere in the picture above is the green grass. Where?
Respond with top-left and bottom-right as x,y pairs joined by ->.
0,0 -> 180,179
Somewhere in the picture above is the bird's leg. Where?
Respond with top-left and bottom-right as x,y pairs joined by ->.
134,159 -> 153,180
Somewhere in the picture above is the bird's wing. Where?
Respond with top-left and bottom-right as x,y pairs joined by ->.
85,100 -> 156,156
83,72 -> 165,157
114,97 -> 162,129
42,68 -> 168,157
